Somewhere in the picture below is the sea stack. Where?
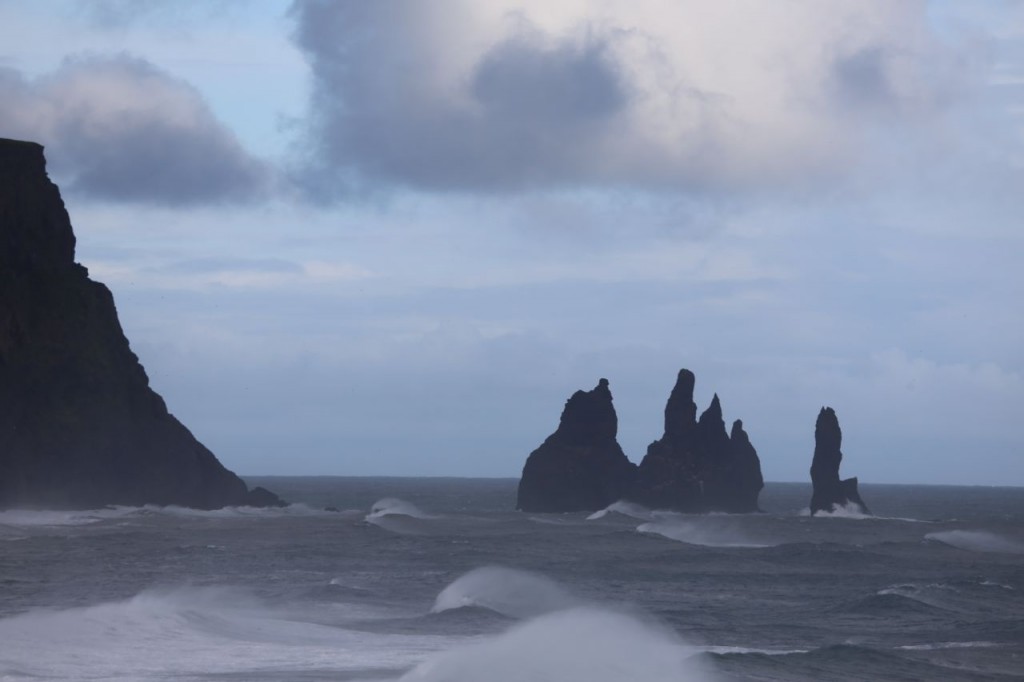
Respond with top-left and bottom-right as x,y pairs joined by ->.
517,379 -> 638,512
809,407 -> 869,515
632,369 -> 763,512
0,138 -> 282,509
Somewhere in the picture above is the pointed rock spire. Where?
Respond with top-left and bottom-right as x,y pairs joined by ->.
809,407 -> 869,515
632,371 -> 763,513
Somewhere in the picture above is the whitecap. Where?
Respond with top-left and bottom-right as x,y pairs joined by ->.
0,586 -> 455,680
0,507 -> 135,527
431,566 -> 580,619
896,641 -> 1001,651
400,607 -> 716,682
703,645 -> 811,656
587,500 -> 654,521
367,498 -> 432,520
637,520 -> 770,548
925,530 -> 1024,554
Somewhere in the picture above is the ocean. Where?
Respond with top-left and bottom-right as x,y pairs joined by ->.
1,478 -> 1022,681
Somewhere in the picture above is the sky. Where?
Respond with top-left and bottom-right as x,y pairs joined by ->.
1,0 -> 1022,485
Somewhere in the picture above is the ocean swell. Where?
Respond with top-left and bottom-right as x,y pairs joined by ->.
431,567 -> 579,619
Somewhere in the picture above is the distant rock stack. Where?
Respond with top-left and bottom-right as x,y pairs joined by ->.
809,407 -> 869,515
0,138 -> 283,510
516,379 -> 638,512
631,370 -> 763,513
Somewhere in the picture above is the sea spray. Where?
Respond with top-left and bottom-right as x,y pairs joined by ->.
368,498 -> 432,520
401,607 -> 718,682
431,567 -> 579,618
637,519 -> 770,548
366,498 -> 437,534
0,586 -> 452,679
924,530 -> 1024,554
587,500 -> 654,521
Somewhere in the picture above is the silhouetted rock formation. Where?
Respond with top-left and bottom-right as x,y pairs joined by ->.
632,370 -> 763,512
517,379 -> 638,512
809,407 -> 869,515
0,138 -> 283,510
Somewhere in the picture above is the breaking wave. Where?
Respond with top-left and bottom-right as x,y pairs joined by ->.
896,641 -> 1001,651
431,567 -> 580,619
800,502 -> 872,519
0,586 -> 448,680
637,520 -> 771,548
587,500 -> 654,521
401,607 -> 715,682
0,503 -> 323,528
365,498 -> 435,534
924,530 -> 1024,554
0,507 -> 136,527
367,498 -> 431,520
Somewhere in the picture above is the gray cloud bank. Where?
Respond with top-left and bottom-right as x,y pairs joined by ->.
0,54 -> 267,205
289,0 -> 985,197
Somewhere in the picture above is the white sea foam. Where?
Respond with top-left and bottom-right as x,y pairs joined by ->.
801,502 -> 873,519
0,507 -> 135,527
925,530 -> 1024,554
637,520 -> 770,548
0,503 -> 327,528
367,498 -> 431,520
0,586 -> 453,680
587,500 -> 654,521
896,641 -> 1001,651
431,566 -> 580,618
365,498 -> 436,534
401,607 -> 717,682
703,645 -> 811,656
154,502 -> 326,518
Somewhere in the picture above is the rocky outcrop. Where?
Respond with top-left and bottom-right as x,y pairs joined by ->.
517,379 -> 638,512
0,138 -> 283,510
516,369 -> 764,514
631,370 -> 763,512
809,407 -> 869,515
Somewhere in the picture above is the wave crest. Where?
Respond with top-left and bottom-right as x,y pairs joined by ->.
925,530 -> 1024,554
402,607 -> 712,682
637,520 -> 770,548
431,567 -> 579,619
587,501 -> 654,521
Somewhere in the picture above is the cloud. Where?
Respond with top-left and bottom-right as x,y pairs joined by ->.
0,54 -> 267,205
289,0 -> 987,197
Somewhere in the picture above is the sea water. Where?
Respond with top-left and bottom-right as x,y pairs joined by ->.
1,479 -> 1022,681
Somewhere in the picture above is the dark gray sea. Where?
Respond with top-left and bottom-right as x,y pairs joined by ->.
1,478 -> 1022,681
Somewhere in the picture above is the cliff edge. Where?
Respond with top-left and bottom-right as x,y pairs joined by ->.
0,138 -> 282,509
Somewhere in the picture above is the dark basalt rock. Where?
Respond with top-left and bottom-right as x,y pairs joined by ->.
516,378 -> 638,512
0,138 -> 283,510
809,407 -> 869,515
631,370 -> 763,512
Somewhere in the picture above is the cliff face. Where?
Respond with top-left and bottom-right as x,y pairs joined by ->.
0,138 -> 281,509
516,379 -> 638,512
809,407 -> 869,515
631,370 -> 763,512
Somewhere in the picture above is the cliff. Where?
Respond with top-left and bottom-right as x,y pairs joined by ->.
516,379 -> 638,512
0,138 -> 282,509
809,407 -> 869,515
631,370 -> 763,512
